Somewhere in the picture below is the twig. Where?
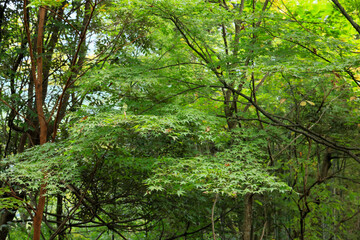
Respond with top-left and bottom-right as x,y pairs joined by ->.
44,6 -> 80,35
211,193 -> 219,240
0,98 -> 35,129
259,221 -> 267,240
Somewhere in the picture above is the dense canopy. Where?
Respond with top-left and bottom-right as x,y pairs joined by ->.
0,0 -> 360,239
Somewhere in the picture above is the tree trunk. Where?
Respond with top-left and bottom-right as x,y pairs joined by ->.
33,184 -> 47,240
32,5 -> 48,240
243,193 -> 253,240
56,194 -> 64,240
300,214 -> 305,240
0,209 -> 15,240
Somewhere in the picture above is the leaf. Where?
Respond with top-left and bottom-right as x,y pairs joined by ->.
255,200 -> 263,206
176,189 -> 185,196
300,101 -> 307,106
306,100 -> 315,106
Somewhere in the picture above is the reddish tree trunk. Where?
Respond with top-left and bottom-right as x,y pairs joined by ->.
32,6 -> 48,240
32,184 -> 47,240
34,6 -> 47,145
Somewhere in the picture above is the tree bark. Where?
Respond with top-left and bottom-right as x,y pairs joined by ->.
331,0 -> 360,35
320,149 -> 332,181
32,6 -> 48,240
0,210 -> 15,240
33,184 -> 47,240
34,6 -> 47,145
56,194 -> 64,240
243,193 -> 253,240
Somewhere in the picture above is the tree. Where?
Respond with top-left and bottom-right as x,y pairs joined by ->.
1,0 -> 360,239
0,0 -> 152,239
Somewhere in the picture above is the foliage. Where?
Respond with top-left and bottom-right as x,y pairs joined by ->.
1,0 -> 360,239
0,187 -> 23,210
147,129 -> 290,196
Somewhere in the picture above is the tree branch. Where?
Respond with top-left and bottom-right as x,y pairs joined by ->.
331,0 -> 360,35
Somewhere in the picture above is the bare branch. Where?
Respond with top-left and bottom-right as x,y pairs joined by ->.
331,0 -> 360,35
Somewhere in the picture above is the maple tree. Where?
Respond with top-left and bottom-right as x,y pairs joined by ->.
0,0 -> 359,239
